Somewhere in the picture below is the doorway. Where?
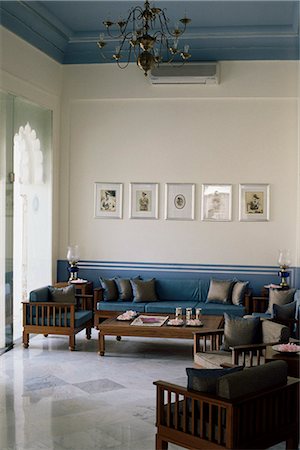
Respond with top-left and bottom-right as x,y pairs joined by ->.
0,92 -> 52,351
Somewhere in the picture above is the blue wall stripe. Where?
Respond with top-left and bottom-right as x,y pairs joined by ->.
57,260 -> 299,295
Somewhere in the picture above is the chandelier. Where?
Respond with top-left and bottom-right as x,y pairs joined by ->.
97,1 -> 191,76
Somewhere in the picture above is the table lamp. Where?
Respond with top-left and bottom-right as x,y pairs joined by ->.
278,249 -> 291,288
67,245 -> 80,281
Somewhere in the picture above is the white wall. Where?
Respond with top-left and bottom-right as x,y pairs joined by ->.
60,62 -> 299,267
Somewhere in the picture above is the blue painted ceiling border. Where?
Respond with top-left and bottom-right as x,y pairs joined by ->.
1,1 -> 299,63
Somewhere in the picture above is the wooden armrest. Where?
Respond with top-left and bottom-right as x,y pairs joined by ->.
154,380 -> 189,394
23,301 -> 76,307
220,363 -> 240,369
75,294 -> 93,298
230,342 -> 269,351
93,287 -> 103,310
154,380 -> 232,405
194,329 -> 224,337
194,329 -> 224,353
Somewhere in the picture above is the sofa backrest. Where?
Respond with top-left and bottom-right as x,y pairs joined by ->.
156,279 -> 200,302
29,286 -> 50,302
217,360 -> 288,400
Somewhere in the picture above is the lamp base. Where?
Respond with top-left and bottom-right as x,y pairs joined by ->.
68,263 -> 79,281
278,269 -> 290,289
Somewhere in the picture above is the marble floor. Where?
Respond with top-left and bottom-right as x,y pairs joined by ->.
0,330 -> 287,450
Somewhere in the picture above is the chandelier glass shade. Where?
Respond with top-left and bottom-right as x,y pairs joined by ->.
97,1 -> 191,76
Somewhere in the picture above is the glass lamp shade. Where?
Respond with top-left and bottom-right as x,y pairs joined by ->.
67,245 -> 80,263
278,249 -> 291,268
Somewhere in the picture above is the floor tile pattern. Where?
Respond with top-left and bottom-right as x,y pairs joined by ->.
0,331 -> 288,450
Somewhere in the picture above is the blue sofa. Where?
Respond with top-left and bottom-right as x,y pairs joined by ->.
94,278 -> 252,319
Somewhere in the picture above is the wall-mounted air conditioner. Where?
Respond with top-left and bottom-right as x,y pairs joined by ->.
150,62 -> 219,85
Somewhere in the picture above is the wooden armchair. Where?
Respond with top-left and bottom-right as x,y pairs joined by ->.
194,319 -> 290,368
154,361 -> 299,450
22,286 -> 93,351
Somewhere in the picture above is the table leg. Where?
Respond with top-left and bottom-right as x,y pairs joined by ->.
98,330 -> 105,356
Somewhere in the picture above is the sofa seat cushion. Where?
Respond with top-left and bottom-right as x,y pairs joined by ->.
194,350 -> 232,369
199,303 -> 245,316
194,350 -> 264,369
156,279 -> 200,302
251,312 -> 271,319
145,301 -> 198,314
31,310 -> 92,328
96,301 -> 146,313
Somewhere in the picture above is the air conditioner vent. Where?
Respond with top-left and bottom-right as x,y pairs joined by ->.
150,62 -> 219,85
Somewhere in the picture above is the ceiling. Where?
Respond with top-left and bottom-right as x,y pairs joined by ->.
0,1 -> 299,64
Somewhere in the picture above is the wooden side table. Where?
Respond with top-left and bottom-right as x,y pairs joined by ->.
252,296 -> 268,313
265,345 -> 299,378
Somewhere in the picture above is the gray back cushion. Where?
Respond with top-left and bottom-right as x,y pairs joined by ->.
100,278 -> 119,301
186,366 -> 243,394
231,281 -> 249,306
115,277 -> 139,301
131,278 -> 158,302
273,301 -> 296,321
217,360 -> 288,400
262,320 -> 290,343
266,288 -> 296,314
206,279 -> 234,304
222,313 -> 261,351
48,285 -> 76,304
30,286 -> 51,302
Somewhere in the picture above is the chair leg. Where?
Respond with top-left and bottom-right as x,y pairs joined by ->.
286,433 -> 299,450
156,434 -> 168,450
116,336 -> 121,341
23,330 -> 29,348
69,335 -> 75,351
44,334 -> 48,337
86,327 -> 91,340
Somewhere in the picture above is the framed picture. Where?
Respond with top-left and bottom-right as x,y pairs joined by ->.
165,183 -> 195,220
129,183 -> 159,219
201,184 -> 232,221
239,183 -> 270,221
94,182 -> 123,219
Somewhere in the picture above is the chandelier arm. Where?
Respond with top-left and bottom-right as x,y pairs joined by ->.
116,61 -> 131,70
118,37 -> 134,64
159,9 -> 186,38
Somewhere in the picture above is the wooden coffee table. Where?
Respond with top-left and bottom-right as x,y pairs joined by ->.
265,345 -> 300,378
97,313 -> 223,356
